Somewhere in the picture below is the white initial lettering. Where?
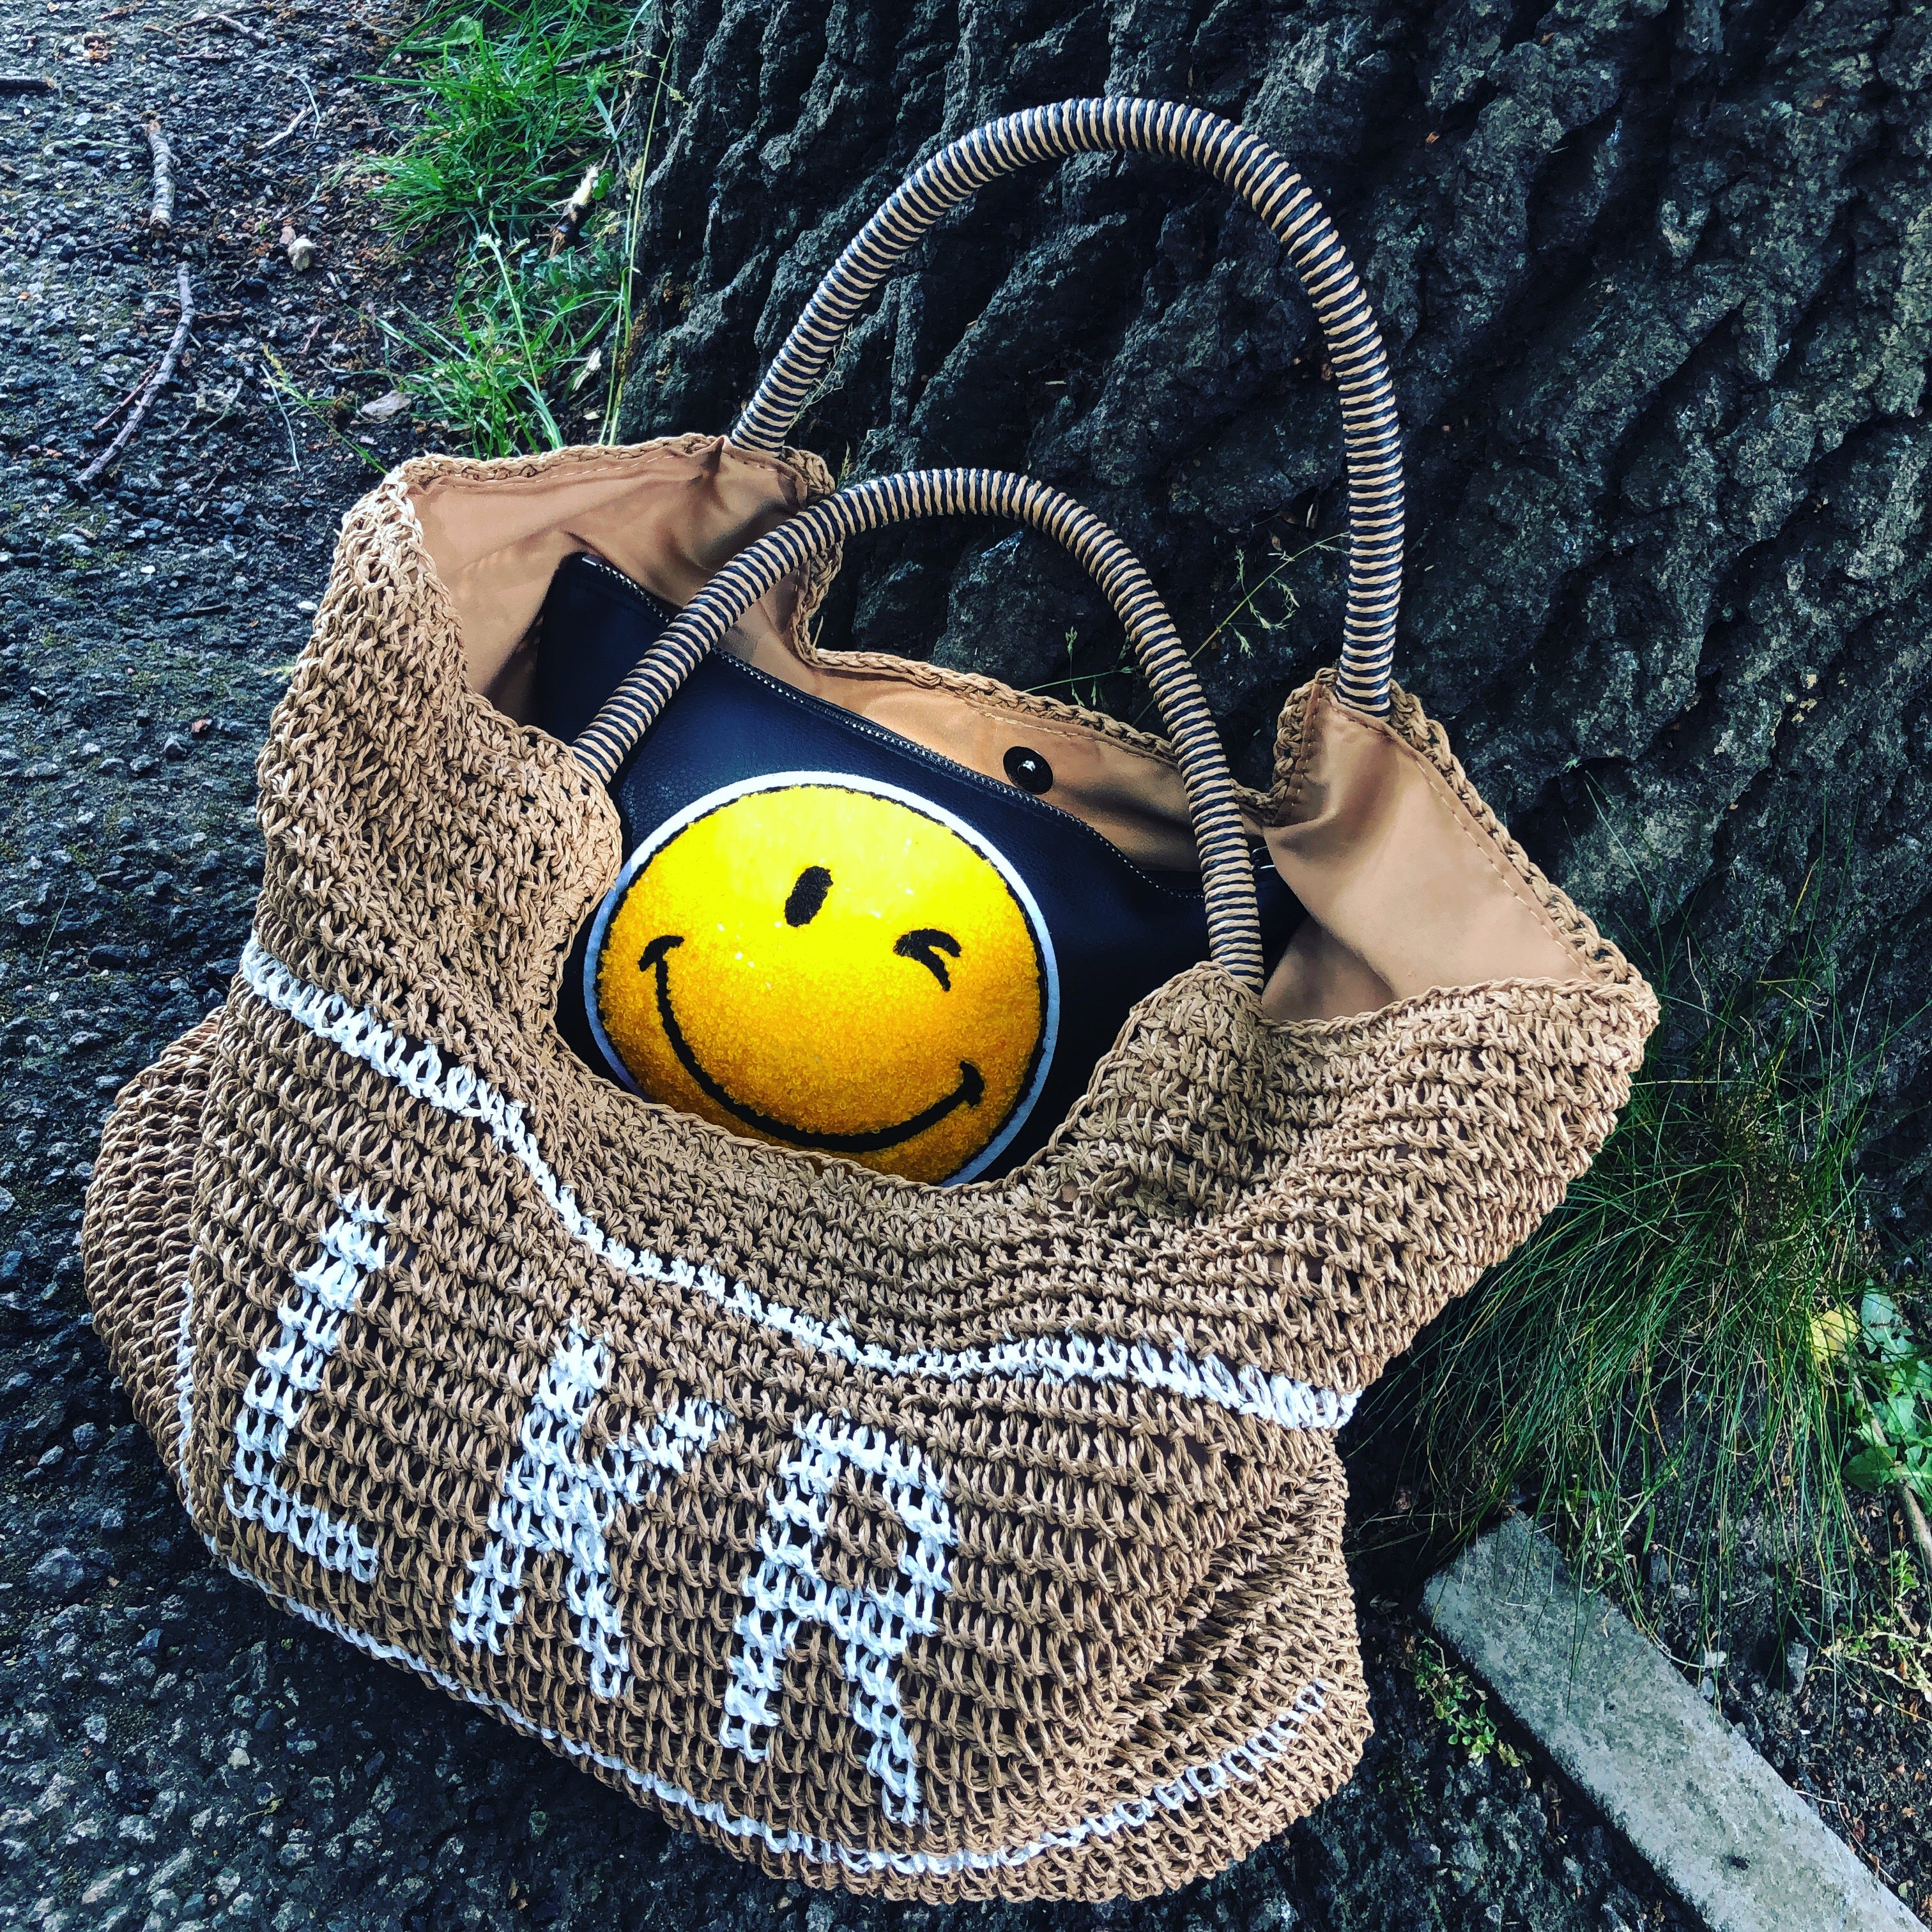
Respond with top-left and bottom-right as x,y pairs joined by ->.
450,1325 -> 732,1700
720,1411 -> 955,1825
224,1196 -> 387,1582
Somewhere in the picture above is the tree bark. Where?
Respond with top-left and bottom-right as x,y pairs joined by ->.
619,0 -> 1932,1206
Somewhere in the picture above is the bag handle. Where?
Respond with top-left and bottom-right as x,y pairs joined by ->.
728,98 -> 1403,714
572,468 -> 1267,990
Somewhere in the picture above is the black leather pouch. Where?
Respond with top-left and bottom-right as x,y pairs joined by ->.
538,550 -> 1300,1181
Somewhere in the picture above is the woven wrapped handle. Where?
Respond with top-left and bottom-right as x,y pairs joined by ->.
572,468 -> 1266,990
729,97 -> 1403,713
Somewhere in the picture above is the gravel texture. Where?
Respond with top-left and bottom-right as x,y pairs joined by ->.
0,3 -> 1898,1930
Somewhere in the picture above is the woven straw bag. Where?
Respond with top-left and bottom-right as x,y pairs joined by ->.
83,101 -> 1656,1902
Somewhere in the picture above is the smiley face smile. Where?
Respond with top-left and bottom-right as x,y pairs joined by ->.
636,930 -> 986,1154
587,773 -> 1058,1184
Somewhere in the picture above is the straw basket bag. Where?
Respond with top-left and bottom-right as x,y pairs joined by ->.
83,100 -> 1656,1902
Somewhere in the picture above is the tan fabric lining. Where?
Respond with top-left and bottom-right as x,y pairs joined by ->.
406,438 -> 1592,1025
1260,686 -> 1585,1024
737,650 -> 1207,873
408,434 -> 815,703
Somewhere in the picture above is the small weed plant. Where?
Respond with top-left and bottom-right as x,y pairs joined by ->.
1413,1638 -> 1521,1766
1839,1287 -> 1932,1506
1828,1542 -> 1932,1698
367,0 -> 673,454
1385,910 -> 1925,1657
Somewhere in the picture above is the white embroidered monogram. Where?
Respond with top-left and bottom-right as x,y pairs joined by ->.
144,1184 -> 1338,1885
721,1411 -> 956,1825
450,1324 -> 733,1698
222,1197 -> 387,1583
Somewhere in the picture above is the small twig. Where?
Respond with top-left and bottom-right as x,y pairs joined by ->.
75,264 -> 193,489
0,74 -> 59,95
259,104 -> 305,153
188,8 -> 272,45
142,115 -> 174,234
1903,1483 -> 1932,1579
258,93 -> 318,154
555,43 -> 634,72
298,317 -> 322,356
89,358 -> 162,434
548,159 -> 603,256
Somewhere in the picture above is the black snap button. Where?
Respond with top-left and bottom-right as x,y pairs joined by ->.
1003,746 -> 1053,794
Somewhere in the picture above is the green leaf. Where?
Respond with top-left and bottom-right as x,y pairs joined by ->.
1844,1443 -> 1901,1491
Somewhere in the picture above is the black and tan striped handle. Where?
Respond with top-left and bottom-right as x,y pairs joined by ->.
728,98 -> 1403,713
572,468 -> 1266,988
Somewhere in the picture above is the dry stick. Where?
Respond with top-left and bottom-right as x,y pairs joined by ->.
259,100 -> 313,155
1903,1482 -> 1932,1579
188,7 -> 272,43
216,10 -> 272,43
90,357 -> 162,434
143,116 -> 175,234
76,265 -> 194,490
0,74 -> 59,95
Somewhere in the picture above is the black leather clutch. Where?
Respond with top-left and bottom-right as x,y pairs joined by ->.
538,550 -> 1300,1183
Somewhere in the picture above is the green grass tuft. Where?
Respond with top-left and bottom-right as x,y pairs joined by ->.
381,237 -> 618,453
369,4 -> 636,243
365,0 -> 672,455
1380,919 -> 1921,1655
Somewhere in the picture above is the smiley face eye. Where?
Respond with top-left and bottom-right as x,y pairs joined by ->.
894,928 -> 962,991
784,865 -> 832,926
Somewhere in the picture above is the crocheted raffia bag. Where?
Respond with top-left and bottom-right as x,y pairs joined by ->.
83,102 -> 1656,1902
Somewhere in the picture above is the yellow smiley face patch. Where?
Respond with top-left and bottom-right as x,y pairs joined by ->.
586,773 -> 1059,1184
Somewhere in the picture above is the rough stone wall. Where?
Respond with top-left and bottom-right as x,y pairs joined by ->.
617,0 -> 1932,1207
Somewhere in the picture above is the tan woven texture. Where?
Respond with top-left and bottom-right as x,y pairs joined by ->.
82,442 -> 1656,1902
